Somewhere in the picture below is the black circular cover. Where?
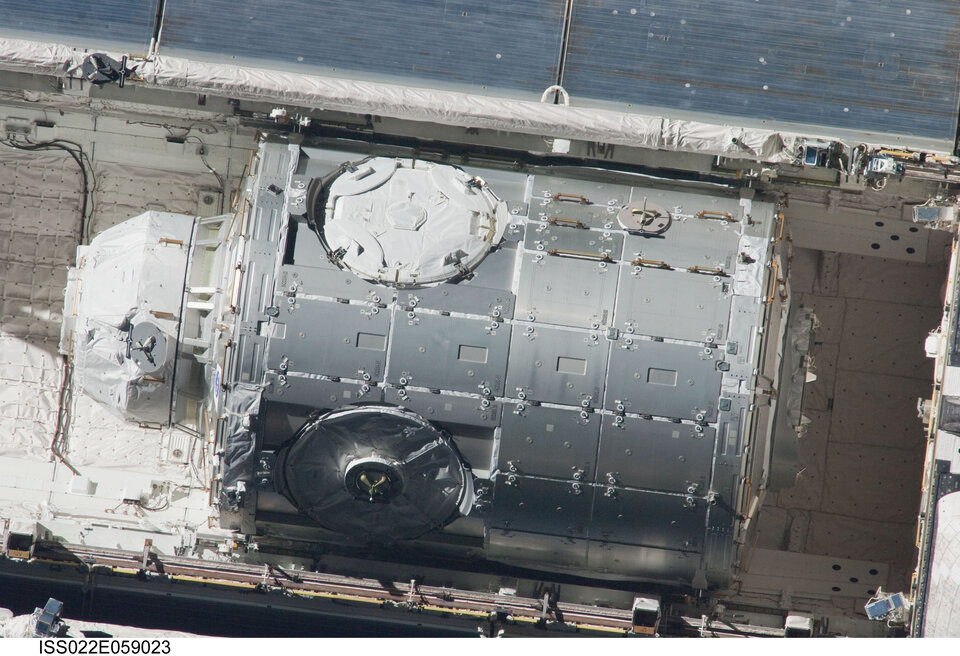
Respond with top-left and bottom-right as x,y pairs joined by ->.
274,405 -> 467,541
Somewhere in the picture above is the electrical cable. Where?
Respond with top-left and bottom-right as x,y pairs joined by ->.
0,136 -> 94,475
184,135 -> 225,213
138,496 -> 170,513
0,136 -> 95,244
51,356 -> 80,476
125,120 -> 218,136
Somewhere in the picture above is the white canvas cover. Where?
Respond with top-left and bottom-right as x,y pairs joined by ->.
61,211 -> 195,423
324,158 -> 506,286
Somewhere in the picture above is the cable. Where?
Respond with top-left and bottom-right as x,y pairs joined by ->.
125,120 -> 218,136
0,138 -> 93,239
51,356 -> 80,476
0,136 -> 95,244
138,496 -> 170,513
183,135 -> 225,213
1,137 -> 94,475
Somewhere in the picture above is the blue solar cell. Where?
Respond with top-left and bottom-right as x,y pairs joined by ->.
865,597 -> 894,619
2,0 -> 957,147
157,0 -> 566,98
560,0 -> 960,147
0,0 -> 157,51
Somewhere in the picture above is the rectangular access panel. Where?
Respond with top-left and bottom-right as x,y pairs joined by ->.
498,405 -> 600,480
605,338 -> 722,420
591,488 -> 707,551
489,476 -> 593,538
265,298 -> 392,382
506,324 -> 609,406
387,312 -> 511,395
596,417 -> 715,493
615,267 -> 731,343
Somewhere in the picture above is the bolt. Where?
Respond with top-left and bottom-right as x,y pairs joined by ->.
571,483 -> 583,495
